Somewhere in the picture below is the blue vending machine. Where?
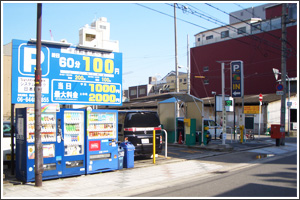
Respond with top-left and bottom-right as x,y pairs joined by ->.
16,107 -> 62,182
86,108 -> 119,174
56,108 -> 86,177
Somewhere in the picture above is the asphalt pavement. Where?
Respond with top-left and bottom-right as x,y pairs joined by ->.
2,135 -> 297,198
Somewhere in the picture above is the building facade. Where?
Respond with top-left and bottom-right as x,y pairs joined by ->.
79,17 -> 119,52
191,3 -> 297,98
190,3 -> 297,134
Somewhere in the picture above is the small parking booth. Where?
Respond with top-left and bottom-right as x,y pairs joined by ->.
158,92 -> 204,145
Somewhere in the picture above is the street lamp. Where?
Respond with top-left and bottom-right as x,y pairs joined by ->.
273,68 -> 291,136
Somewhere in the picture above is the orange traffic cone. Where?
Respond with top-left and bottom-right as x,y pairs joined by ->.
178,132 -> 183,144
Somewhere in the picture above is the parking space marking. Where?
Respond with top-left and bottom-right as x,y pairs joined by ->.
180,150 -> 202,154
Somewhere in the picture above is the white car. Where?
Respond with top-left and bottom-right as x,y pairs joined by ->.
203,119 -> 223,139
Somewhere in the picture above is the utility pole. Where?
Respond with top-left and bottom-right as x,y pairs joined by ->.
174,3 -> 179,143
187,34 -> 190,94
174,3 -> 179,93
35,3 -> 43,186
280,3 -> 287,145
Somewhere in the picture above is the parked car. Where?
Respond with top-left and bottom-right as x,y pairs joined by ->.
203,118 -> 223,139
118,110 -> 162,157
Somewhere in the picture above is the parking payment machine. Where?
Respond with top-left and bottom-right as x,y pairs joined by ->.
184,118 -> 196,146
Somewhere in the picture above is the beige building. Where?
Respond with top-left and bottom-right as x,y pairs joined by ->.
166,71 -> 188,93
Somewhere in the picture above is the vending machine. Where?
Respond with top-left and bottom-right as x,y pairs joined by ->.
15,107 -> 62,182
56,108 -> 86,177
86,108 -> 119,174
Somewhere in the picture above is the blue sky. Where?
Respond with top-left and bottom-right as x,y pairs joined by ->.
2,1 -> 265,90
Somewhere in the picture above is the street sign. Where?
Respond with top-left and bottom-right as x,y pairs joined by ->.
216,95 -> 234,112
276,84 -> 284,91
225,100 -> 232,106
230,61 -> 244,98
259,93 -> 263,102
276,91 -> 284,95
11,39 -> 123,105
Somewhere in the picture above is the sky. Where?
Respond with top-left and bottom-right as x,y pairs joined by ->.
2,1 -> 266,90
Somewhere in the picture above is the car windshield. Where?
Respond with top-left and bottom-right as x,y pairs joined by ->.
209,120 -> 217,126
124,112 -> 160,127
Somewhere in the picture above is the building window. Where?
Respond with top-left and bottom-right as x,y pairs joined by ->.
171,80 -> 174,83
130,89 -> 136,96
203,66 -> 209,72
204,79 -> 209,85
85,34 -> 96,41
184,78 -> 187,82
221,30 -> 229,38
100,25 -> 106,29
206,35 -> 213,40
197,38 -> 200,42
139,88 -> 146,95
179,79 -> 182,83
251,22 -> 261,33
237,27 -> 246,35
270,17 -> 281,30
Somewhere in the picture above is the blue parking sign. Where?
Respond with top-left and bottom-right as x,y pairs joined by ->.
11,39 -> 122,105
231,60 -> 244,98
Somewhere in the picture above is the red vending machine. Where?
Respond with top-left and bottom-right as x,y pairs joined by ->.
86,108 -> 119,174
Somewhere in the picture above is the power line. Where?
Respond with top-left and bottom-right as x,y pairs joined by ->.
137,3 -> 287,58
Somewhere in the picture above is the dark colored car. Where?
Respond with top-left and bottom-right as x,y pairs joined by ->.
118,110 -> 162,157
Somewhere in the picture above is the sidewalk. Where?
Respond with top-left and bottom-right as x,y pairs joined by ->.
168,135 -> 275,152
2,137 -> 288,198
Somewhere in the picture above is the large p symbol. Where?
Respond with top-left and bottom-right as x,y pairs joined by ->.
23,47 -> 45,72
233,64 -> 240,72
